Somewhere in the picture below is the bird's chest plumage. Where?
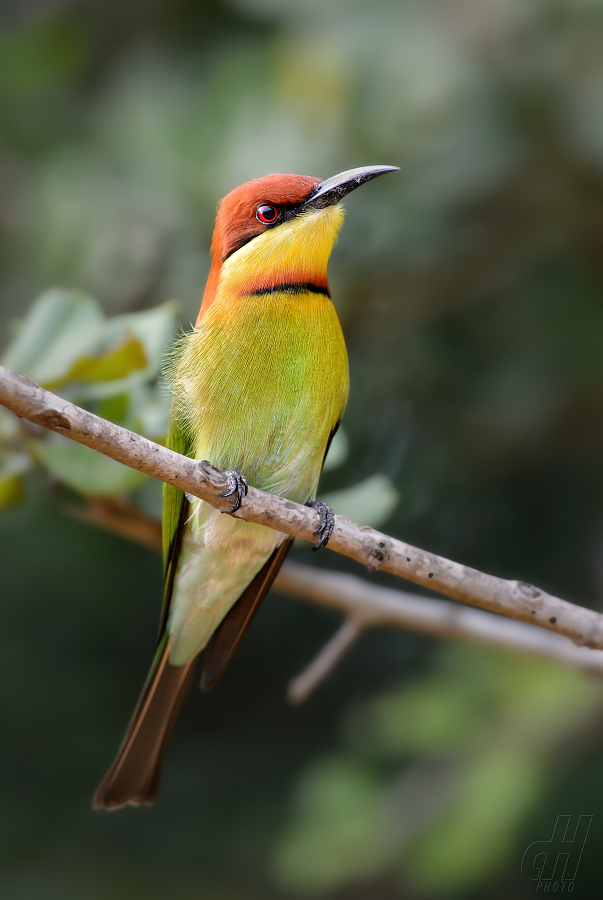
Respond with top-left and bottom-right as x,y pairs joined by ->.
171,290 -> 349,502
166,290 -> 348,663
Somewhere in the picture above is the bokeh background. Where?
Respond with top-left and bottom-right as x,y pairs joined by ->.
2,0 -> 603,897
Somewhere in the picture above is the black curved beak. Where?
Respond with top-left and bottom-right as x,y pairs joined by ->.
304,165 -> 399,210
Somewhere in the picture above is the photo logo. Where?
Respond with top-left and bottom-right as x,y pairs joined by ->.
521,815 -> 592,892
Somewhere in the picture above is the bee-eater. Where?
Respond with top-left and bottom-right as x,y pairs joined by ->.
93,165 -> 398,809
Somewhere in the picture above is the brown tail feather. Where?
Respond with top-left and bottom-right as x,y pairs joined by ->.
93,639 -> 199,810
94,538 -> 292,809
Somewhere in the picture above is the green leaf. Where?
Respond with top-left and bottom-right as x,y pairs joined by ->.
35,439 -> 146,496
131,385 -> 171,441
109,302 -> 177,373
322,474 -> 400,528
95,392 -> 130,425
66,334 -> 147,383
1,292 -> 172,400
81,302 -> 177,399
2,288 -> 104,388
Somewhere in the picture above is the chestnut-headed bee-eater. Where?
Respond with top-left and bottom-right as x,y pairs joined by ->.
93,165 -> 398,809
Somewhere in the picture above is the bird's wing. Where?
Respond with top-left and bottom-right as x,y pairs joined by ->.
160,418 -> 293,688
158,421 -> 191,637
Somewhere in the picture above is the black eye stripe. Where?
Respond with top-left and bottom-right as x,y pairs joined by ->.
255,200 -> 312,227
224,196 -> 313,260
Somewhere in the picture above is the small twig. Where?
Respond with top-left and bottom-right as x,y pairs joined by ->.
2,364 -> 603,650
288,619 -> 363,704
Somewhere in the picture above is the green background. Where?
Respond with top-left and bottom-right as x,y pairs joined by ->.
2,1 -> 603,897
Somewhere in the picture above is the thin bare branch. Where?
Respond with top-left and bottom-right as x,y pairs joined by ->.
2,364 -> 603,650
68,496 -> 163,552
288,619 -> 363,704
278,562 -> 603,681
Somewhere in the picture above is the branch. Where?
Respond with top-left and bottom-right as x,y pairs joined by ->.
68,497 -> 603,697
288,619 -> 362,704
279,561 -> 603,700
67,496 -> 163,553
2,364 -> 602,650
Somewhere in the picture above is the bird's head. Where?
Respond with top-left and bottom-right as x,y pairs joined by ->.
198,166 -> 398,321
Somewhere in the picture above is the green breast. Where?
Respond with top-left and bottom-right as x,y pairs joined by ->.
169,290 -> 349,503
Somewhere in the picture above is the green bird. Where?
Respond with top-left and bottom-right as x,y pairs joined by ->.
93,165 -> 398,809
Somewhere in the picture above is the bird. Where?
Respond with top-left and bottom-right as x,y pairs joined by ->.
93,165 -> 398,809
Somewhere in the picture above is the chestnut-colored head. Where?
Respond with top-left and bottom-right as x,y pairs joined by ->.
211,174 -> 321,263
198,166 -> 398,319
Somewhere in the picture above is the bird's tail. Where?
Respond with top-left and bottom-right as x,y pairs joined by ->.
93,635 -> 199,810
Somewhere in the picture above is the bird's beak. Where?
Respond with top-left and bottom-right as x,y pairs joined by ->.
303,165 -> 399,210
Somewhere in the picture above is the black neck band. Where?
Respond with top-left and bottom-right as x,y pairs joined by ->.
247,282 -> 330,298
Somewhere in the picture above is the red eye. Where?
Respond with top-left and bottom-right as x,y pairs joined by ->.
256,203 -> 279,224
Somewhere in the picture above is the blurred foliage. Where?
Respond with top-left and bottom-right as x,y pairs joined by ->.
0,289 -> 176,500
0,287 -> 396,518
274,647 -> 602,896
2,0 -> 603,899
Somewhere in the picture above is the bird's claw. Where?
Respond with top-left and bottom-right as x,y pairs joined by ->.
219,469 -> 248,513
306,499 -> 335,551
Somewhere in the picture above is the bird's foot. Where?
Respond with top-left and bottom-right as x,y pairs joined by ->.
219,469 -> 248,513
306,499 -> 335,551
